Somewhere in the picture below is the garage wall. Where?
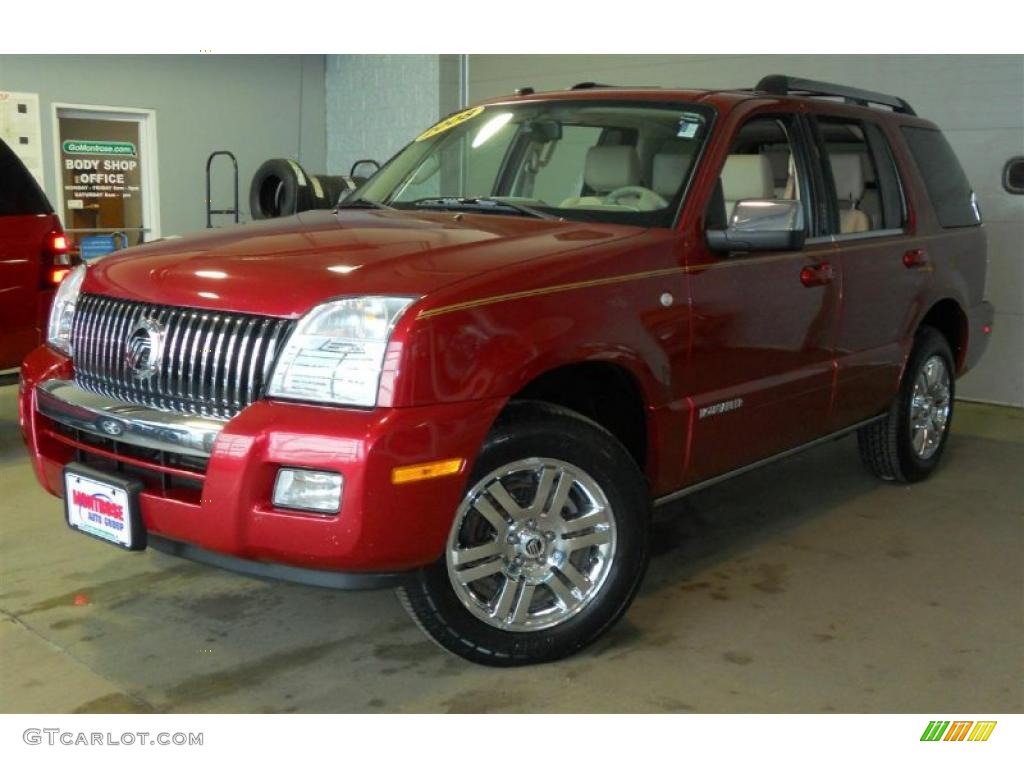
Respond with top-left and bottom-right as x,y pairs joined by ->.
0,55 -> 326,237
468,55 -> 1024,407
325,55 -> 463,176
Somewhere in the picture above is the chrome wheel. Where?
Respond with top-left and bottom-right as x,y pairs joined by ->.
446,458 -> 617,633
909,355 -> 951,460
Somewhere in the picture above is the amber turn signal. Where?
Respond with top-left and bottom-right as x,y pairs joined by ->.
391,458 -> 465,485
49,267 -> 71,285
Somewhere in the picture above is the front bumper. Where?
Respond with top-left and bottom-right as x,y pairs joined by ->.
20,346 -> 505,581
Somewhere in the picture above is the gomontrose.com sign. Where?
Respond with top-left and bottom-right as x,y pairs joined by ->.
62,140 -> 137,157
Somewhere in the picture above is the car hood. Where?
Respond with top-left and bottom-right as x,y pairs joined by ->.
85,209 -> 638,317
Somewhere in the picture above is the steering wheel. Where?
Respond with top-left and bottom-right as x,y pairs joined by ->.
604,186 -> 668,211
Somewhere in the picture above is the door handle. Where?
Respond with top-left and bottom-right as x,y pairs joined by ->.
903,248 -> 929,268
800,262 -> 835,287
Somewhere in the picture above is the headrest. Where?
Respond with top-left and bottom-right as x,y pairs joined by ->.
830,153 -> 865,204
584,145 -> 641,192
721,154 -> 774,202
763,149 -> 791,186
859,151 -> 876,183
652,153 -> 690,197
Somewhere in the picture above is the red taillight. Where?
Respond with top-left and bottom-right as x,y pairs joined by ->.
41,227 -> 77,290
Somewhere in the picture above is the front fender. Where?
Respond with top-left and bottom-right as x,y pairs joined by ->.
399,285 -> 675,409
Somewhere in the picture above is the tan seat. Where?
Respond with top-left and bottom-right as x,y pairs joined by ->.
858,152 -> 881,229
763,148 -> 791,198
561,145 -> 644,209
830,154 -> 871,233
721,154 -> 774,220
651,152 -> 690,199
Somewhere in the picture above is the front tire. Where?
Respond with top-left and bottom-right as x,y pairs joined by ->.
397,401 -> 650,666
858,327 -> 955,482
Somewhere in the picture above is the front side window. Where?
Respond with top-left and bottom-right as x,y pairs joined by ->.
706,115 -> 810,232
351,101 -> 713,228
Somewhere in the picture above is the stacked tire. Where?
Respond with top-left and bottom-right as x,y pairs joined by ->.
249,159 -> 357,220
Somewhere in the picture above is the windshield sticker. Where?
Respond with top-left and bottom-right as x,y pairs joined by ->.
416,106 -> 485,142
677,113 -> 704,139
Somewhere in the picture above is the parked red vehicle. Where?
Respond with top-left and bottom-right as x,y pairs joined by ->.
1,138 -> 76,375
20,77 -> 993,665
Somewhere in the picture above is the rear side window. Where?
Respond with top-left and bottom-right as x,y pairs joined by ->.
863,123 -> 906,230
817,119 -> 904,234
901,127 -> 980,228
0,138 -> 51,216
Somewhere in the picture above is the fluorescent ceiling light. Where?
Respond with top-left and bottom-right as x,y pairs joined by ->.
472,112 -> 514,149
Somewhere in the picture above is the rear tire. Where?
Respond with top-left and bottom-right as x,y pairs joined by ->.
857,327 -> 955,483
397,401 -> 650,667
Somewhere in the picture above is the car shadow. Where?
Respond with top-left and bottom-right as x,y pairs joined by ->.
639,432 -> 883,593
0,384 -> 29,469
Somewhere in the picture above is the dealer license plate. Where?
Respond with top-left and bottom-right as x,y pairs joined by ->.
63,463 -> 145,550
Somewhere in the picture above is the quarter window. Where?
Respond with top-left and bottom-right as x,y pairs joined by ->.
901,126 -> 980,228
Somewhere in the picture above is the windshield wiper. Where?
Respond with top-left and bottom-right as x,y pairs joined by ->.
411,197 -> 558,220
336,198 -> 395,212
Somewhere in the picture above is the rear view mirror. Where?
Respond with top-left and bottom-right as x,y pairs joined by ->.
524,120 -> 562,143
706,199 -> 806,252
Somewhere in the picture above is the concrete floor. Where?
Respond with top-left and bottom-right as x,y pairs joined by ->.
0,383 -> 1020,713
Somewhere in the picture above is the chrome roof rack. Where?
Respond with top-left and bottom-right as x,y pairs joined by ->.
754,74 -> 916,116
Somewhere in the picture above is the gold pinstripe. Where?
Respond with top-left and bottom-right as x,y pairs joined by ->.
417,249 -> 827,320
417,266 -> 687,319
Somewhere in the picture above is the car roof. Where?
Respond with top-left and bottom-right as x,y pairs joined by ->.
478,86 -> 937,128
480,86 -> 735,107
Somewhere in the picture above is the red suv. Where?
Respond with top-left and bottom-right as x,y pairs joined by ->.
1,138 -> 75,375
20,76 -> 993,665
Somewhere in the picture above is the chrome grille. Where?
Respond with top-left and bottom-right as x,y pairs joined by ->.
71,294 -> 295,419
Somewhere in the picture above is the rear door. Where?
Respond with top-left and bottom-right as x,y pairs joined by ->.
808,115 -> 923,427
0,138 -> 60,370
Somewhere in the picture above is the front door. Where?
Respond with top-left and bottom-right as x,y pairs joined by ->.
682,113 -> 840,482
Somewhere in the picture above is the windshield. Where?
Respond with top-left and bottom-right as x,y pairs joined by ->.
349,100 -> 713,228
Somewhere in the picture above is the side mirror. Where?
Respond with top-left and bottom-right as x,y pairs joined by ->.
706,199 -> 806,253
349,159 -> 381,185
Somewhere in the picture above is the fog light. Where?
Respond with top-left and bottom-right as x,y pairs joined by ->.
273,468 -> 343,514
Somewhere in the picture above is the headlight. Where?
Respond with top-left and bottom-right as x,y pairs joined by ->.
268,296 -> 415,407
47,264 -> 87,355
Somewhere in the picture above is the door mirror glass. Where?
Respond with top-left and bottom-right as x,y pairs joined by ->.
706,199 -> 806,252
349,159 -> 381,185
